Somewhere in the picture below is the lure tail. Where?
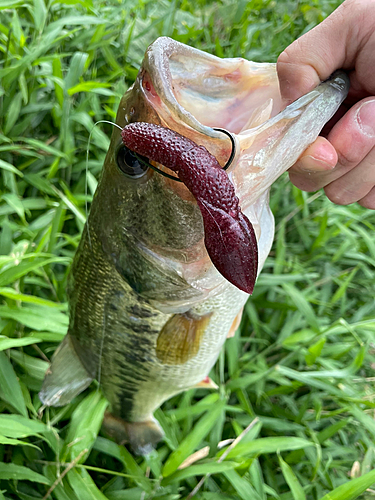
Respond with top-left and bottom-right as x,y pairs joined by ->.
103,412 -> 164,456
39,334 -> 93,407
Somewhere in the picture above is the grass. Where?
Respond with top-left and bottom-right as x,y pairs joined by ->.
1,0 -> 375,498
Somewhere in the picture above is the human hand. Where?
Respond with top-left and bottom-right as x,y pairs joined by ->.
277,0 -> 375,208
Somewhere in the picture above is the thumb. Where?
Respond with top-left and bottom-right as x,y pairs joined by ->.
276,1 -> 352,104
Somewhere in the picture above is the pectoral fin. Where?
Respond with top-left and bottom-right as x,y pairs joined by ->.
39,334 -> 93,407
193,376 -> 218,389
227,308 -> 244,338
156,312 -> 212,365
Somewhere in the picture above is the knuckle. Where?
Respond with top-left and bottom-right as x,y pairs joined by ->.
277,48 -> 291,67
277,38 -> 306,67
336,148 -> 358,169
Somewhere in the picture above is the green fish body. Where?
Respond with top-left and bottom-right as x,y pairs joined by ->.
40,37 -> 349,454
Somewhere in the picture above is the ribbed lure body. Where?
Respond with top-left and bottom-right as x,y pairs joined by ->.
121,123 -> 258,293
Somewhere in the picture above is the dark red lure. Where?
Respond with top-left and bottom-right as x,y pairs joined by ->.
121,122 -> 258,294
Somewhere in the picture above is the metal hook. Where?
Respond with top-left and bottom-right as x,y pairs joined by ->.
213,127 -> 236,171
133,127 -> 236,183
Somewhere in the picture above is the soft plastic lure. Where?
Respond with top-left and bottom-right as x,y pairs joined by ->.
121,122 -> 258,293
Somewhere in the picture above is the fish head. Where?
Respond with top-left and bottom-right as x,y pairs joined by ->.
92,37 -> 348,310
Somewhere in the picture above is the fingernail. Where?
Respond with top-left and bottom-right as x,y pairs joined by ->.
357,99 -> 375,137
296,155 -> 335,172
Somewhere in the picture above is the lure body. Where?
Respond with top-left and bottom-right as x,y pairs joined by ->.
40,37 -> 349,454
121,122 -> 258,294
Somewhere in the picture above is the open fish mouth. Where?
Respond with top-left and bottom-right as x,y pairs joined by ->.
115,37 -> 349,295
107,37 -> 349,302
137,37 -> 282,169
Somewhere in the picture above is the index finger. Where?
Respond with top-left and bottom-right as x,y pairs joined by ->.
276,0 -> 359,104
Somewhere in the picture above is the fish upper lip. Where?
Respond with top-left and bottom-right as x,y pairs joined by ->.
141,36 -> 281,167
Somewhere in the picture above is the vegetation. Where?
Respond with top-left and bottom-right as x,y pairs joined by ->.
1,0 -> 375,498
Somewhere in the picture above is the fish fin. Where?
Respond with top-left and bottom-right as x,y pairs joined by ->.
156,312 -> 212,365
103,412 -> 164,455
227,308 -> 244,338
193,376 -> 218,389
39,334 -> 93,407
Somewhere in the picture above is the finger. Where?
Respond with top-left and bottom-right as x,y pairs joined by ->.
359,187 -> 375,209
288,137 -> 337,191
277,2 -> 349,103
289,97 -> 375,191
292,137 -> 337,171
324,148 -> 375,205
324,144 -> 375,205
329,97 -> 375,155
276,0 -> 374,104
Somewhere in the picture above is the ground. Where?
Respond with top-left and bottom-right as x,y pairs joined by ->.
1,0 -> 375,499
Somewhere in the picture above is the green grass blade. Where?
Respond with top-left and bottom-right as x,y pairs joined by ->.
63,391 -> 108,463
10,350 -> 49,380
0,257 -> 70,287
0,159 -> 24,177
318,468 -> 375,500
224,469 -> 263,500
278,454 -> 306,500
162,461 -> 239,485
67,468 -> 109,499
93,438 -> 153,492
0,413 -> 49,438
224,437 -> 313,459
0,305 -> 68,333
0,351 -> 27,416
162,400 -> 225,477
282,283 -> 319,331
0,462 -> 50,484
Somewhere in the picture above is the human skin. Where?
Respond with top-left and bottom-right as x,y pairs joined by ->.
277,0 -> 375,209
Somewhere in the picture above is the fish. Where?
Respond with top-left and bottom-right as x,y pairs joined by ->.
39,37 -> 349,455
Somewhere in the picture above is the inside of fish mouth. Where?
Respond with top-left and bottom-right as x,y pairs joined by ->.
131,127 -> 236,183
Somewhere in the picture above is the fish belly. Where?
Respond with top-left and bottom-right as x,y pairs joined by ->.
129,289 -> 246,422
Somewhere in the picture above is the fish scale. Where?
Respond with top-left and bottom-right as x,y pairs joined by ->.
40,37 -> 349,455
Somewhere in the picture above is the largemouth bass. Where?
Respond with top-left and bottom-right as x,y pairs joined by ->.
40,37 -> 349,455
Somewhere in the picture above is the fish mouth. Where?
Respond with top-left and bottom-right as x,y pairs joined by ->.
119,37 -> 282,296
111,37 -> 349,303
141,37 -> 282,168
123,38 -> 348,293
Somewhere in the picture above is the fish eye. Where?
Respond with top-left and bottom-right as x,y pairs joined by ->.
116,146 -> 149,178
